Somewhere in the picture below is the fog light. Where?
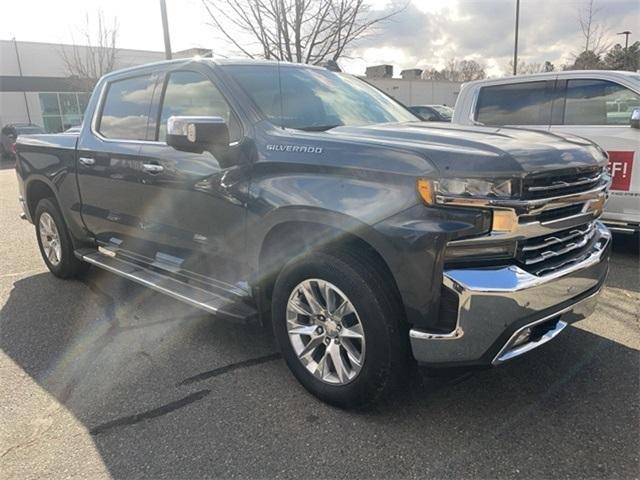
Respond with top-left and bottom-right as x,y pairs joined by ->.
512,328 -> 531,347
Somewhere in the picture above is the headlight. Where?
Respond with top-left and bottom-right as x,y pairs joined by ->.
416,178 -> 518,233
437,178 -> 513,198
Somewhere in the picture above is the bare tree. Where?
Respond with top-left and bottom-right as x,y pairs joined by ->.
60,11 -> 118,89
506,59 -> 555,75
576,0 -> 611,56
422,59 -> 486,82
201,0 -> 402,65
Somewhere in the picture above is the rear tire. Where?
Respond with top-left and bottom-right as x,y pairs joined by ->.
272,249 -> 409,408
35,197 -> 89,279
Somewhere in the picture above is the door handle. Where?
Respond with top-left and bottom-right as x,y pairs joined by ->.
142,163 -> 164,174
79,157 -> 95,166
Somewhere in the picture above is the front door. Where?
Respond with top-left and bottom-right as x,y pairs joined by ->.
136,68 -> 251,290
549,78 -> 640,227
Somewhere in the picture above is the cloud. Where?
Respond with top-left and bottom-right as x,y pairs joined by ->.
342,0 -> 640,77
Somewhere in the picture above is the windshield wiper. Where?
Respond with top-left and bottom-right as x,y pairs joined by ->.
294,124 -> 341,132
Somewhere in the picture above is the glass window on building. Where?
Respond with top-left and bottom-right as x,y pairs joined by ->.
38,92 -> 91,133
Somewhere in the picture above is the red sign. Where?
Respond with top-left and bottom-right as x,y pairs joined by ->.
607,151 -> 634,191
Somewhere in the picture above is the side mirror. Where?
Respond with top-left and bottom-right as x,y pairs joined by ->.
630,108 -> 640,129
166,116 -> 230,152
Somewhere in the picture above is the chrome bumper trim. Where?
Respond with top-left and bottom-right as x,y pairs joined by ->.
603,220 -> 640,234
491,285 -> 601,365
409,222 -> 610,365
494,321 -> 568,364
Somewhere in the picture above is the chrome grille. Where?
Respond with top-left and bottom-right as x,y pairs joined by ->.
516,221 -> 598,275
523,167 -> 604,199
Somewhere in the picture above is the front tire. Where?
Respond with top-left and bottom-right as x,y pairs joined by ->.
272,249 -> 409,408
35,198 -> 88,279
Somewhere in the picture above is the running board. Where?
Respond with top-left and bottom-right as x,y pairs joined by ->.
75,249 -> 257,322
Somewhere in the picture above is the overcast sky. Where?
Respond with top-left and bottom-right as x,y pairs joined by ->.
1,0 -> 637,77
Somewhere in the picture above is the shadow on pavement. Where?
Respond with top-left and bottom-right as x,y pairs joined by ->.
1,252 -> 638,478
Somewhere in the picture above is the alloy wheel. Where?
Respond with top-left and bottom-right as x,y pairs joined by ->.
286,279 -> 366,385
39,212 -> 62,266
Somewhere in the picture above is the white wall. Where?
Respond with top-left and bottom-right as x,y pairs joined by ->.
366,78 -> 461,106
0,40 -> 166,77
0,92 -> 44,128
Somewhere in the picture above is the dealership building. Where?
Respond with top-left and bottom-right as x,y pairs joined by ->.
0,40 -> 167,131
0,40 -> 461,132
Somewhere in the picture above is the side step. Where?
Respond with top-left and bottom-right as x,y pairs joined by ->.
75,249 -> 257,321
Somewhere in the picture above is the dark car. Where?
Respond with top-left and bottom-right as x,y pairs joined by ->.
408,104 -> 453,122
15,59 -> 611,407
1,124 -> 45,160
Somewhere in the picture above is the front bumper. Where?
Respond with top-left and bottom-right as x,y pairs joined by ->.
409,222 -> 611,366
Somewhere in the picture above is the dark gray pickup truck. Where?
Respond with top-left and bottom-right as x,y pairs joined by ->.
16,59 -> 611,407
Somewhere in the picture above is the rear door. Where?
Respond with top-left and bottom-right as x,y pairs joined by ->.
77,72 -> 160,248
549,78 -> 640,227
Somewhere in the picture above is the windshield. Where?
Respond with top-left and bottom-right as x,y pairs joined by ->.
222,64 -> 417,130
431,105 -> 453,119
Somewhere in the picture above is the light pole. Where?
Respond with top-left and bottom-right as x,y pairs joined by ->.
513,0 -> 520,75
160,0 -> 172,60
13,38 -> 32,123
617,31 -> 632,70
617,30 -> 631,50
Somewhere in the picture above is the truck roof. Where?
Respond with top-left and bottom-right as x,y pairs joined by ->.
460,69 -> 640,88
100,57 -> 326,81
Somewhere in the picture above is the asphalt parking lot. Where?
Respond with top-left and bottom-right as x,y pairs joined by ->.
1,165 -> 638,479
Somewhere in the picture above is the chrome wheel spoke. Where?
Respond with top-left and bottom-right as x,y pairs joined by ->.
341,338 -> 362,367
288,324 -> 319,337
333,299 -> 354,320
313,350 -> 330,380
288,296 -> 314,316
298,334 -> 323,360
327,342 -> 348,383
321,281 -> 335,312
299,282 -> 324,314
340,323 -> 364,340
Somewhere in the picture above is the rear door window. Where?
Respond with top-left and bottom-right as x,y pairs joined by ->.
563,79 -> 640,125
476,81 -> 553,126
98,74 -> 156,140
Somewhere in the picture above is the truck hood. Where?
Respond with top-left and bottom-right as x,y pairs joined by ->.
328,122 -> 607,177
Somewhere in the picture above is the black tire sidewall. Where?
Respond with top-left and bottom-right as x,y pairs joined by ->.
35,198 -> 79,279
272,251 -> 402,407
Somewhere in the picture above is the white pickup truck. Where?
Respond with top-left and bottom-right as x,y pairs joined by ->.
453,70 -> 640,235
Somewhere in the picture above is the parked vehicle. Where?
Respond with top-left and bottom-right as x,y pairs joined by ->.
1,124 -> 45,161
453,70 -> 640,235
16,59 -> 611,407
408,104 -> 453,122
